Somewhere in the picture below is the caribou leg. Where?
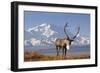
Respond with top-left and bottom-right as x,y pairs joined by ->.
62,48 -> 64,56
56,46 -> 59,56
63,48 -> 67,59
65,48 -> 67,56
62,48 -> 65,59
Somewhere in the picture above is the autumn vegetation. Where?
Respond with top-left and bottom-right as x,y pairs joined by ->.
24,51 -> 90,62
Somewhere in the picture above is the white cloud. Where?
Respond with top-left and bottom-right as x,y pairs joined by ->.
41,37 -> 57,45
30,38 -> 41,46
41,39 -> 52,45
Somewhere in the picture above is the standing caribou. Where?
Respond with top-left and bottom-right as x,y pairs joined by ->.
55,23 -> 80,56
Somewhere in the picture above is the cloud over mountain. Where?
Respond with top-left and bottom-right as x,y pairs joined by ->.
30,38 -> 41,46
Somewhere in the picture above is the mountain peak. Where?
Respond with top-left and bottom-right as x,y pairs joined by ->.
27,23 -> 57,38
39,23 -> 50,27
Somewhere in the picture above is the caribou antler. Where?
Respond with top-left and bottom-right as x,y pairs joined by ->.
72,26 -> 80,40
64,23 -> 70,39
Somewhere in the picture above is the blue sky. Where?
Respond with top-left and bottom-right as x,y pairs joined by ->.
24,11 -> 90,37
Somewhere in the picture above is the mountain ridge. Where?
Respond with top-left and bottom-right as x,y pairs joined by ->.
24,23 -> 90,48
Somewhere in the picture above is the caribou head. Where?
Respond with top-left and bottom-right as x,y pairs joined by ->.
55,23 -> 80,56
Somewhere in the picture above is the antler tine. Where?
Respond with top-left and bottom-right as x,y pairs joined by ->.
72,26 -> 80,40
64,23 -> 70,39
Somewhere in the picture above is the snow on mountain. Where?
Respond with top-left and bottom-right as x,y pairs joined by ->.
27,23 -> 57,38
41,37 -> 57,45
24,23 -> 59,48
72,36 -> 90,45
24,23 -> 90,48
79,36 -> 90,45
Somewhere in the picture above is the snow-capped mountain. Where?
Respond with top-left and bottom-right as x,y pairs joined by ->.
24,23 -> 59,48
24,23 -> 90,49
72,36 -> 90,45
79,36 -> 90,45
27,23 -> 57,38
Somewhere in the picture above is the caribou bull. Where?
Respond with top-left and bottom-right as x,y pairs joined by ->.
55,23 -> 80,56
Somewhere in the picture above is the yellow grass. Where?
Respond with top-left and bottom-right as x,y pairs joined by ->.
24,51 -> 90,62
